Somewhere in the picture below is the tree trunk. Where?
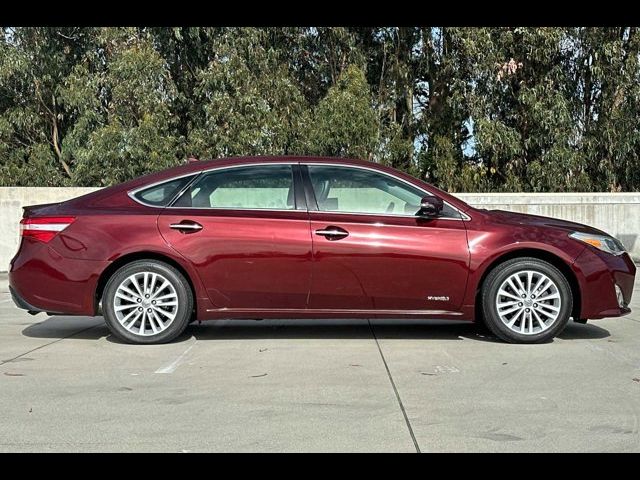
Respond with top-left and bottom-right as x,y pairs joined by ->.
51,95 -> 72,178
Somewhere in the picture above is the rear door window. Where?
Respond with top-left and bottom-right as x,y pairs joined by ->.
172,165 -> 296,210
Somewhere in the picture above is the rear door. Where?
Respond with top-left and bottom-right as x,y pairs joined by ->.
158,163 -> 312,310
303,164 -> 470,313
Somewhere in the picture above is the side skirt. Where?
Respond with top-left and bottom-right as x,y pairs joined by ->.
202,307 -> 473,321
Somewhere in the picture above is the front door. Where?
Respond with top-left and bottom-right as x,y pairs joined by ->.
303,164 -> 470,314
158,163 -> 312,311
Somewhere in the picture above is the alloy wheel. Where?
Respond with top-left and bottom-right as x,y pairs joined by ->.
113,271 -> 179,336
495,270 -> 562,335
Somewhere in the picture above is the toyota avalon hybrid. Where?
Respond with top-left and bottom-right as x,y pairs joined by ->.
8,157 -> 636,344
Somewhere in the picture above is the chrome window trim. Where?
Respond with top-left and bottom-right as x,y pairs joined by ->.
308,209 -> 470,221
163,207 -> 299,213
128,161 -> 471,221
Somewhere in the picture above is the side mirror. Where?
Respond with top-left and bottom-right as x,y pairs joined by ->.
417,196 -> 443,218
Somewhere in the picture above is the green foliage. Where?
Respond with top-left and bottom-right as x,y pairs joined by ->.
1,27 -> 640,191
59,28 -> 180,186
187,29 -> 309,159
307,65 -> 377,159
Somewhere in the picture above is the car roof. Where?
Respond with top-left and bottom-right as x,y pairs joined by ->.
181,155 -> 383,170
172,155 -> 427,184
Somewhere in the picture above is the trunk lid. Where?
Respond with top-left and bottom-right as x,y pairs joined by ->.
22,202 -> 62,218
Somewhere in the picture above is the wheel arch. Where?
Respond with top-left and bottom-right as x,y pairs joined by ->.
473,248 -> 581,322
94,251 -> 198,316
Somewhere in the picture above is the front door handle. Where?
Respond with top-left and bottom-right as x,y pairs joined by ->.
315,226 -> 349,240
169,220 -> 203,233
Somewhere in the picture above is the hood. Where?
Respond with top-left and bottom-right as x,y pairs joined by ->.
482,209 -> 607,236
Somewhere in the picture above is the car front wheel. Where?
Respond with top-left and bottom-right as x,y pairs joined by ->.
481,257 -> 573,343
102,260 -> 193,344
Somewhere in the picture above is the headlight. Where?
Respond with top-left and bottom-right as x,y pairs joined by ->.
569,231 -> 626,256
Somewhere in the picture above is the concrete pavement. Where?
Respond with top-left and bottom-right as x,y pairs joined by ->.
1,274 -> 639,452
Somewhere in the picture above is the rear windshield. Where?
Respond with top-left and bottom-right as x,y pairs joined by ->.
132,176 -> 195,207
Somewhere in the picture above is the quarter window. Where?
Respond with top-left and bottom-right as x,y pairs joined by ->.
132,176 -> 195,207
307,165 -> 460,218
173,165 -> 296,210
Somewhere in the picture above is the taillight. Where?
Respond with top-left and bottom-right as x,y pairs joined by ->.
20,216 -> 76,243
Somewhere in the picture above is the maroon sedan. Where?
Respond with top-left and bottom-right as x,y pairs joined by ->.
9,157 -> 636,344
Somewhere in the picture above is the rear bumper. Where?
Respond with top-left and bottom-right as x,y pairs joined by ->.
572,248 -> 636,320
9,238 -> 109,316
9,285 -> 46,313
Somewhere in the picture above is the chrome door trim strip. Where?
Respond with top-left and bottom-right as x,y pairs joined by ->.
206,307 -> 464,316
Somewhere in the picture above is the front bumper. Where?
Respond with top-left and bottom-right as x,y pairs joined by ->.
572,247 -> 636,320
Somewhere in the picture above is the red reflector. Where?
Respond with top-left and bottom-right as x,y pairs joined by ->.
20,216 -> 76,243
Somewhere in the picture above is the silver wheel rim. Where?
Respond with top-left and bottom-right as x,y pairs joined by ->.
495,270 -> 561,335
113,272 -> 179,336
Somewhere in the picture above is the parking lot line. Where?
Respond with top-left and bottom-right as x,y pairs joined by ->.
0,323 -> 101,367
368,319 -> 422,453
154,341 -> 197,374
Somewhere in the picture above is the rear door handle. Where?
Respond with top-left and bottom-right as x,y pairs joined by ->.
169,221 -> 203,233
315,226 -> 349,240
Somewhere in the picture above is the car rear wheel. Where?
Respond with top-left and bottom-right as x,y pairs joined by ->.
102,260 -> 193,344
481,257 -> 573,343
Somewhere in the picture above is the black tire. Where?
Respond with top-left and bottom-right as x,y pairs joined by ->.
102,260 -> 194,344
481,257 -> 573,344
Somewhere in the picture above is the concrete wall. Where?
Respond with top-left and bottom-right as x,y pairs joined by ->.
456,192 -> 640,262
1,187 -> 639,271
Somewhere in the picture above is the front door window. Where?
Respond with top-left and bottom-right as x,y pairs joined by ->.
307,165 -> 461,218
